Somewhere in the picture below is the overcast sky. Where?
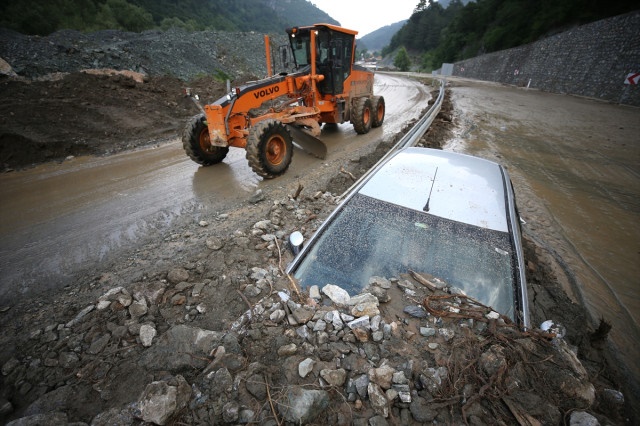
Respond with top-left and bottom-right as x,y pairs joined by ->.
309,0 -> 419,37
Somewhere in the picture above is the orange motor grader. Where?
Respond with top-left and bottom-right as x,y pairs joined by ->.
182,23 -> 385,178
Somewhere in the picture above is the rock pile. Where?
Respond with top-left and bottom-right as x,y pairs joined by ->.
2,252 -> 619,424
0,153 -> 627,425
0,27 -> 288,81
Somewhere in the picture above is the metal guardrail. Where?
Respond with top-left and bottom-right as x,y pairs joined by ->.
338,77 -> 446,199
397,78 -> 446,149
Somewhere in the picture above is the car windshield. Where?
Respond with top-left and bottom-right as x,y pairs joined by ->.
292,194 -> 516,320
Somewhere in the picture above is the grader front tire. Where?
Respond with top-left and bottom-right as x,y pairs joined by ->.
246,119 -> 293,179
182,114 -> 229,165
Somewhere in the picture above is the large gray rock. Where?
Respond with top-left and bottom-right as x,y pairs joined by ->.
91,407 -> 134,425
0,398 -> 13,417
419,366 -> 449,393
369,415 -> 389,426
131,280 -> 167,304
298,358 -> 316,378
208,368 -> 233,396
321,284 -> 350,305
138,325 -> 223,371
1,357 -> 20,375
86,333 -> 111,355
410,396 -> 437,423
347,293 -> 378,306
139,324 -> 157,347
277,386 -> 329,424
65,304 -> 95,328
137,375 -> 191,425
23,385 -> 75,417
6,412 -> 68,426
128,299 -> 148,320
367,383 -> 389,418
167,268 -> 189,284
320,368 -> 347,387
570,411 -> 600,426
555,340 -> 596,406
354,374 -> 370,399
222,401 -> 240,423
245,373 -> 267,400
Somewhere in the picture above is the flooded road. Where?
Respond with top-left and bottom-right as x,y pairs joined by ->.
448,78 -> 640,386
0,73 -> 430,301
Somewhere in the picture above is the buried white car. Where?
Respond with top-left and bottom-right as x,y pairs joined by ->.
287,147 -> 530,328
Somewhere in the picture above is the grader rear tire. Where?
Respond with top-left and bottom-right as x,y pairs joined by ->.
246,119 -> 293,179
371,96 -> 385,128
182,114 -> 229,165
352,97 -> 373,134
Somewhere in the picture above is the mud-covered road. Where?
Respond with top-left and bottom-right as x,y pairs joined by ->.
0,73 -> 431,301
446,77 -> 640,398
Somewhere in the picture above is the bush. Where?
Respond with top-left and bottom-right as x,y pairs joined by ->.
394,47 -> 411,71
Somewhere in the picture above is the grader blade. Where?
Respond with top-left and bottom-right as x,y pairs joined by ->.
287,125 -> 327,159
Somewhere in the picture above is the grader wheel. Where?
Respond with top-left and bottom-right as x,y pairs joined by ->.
182,114 -> 229,165
352,97 -> 373,134
246,119 -> 293,179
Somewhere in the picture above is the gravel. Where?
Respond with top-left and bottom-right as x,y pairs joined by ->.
0,27 -> 288,81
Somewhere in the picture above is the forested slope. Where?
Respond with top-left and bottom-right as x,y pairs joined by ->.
384,0 -> 638,69
0,0 -> 339,36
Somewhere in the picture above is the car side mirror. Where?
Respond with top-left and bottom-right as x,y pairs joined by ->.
289,231 -> 304,255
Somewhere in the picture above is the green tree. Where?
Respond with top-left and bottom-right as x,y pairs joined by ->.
421,51 -> 436,72
160,17 -> 199,31
103,0 -> 154,32
414,0 -> 428,13
394,47 -> 411,71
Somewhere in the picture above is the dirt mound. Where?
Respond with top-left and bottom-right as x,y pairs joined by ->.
1,26 -> 285,170
0,185 -> 626,425
0,72 -> 229,170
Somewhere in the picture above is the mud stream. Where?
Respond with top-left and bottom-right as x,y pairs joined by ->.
448,79 -> 640,387
0,73 -> 429,300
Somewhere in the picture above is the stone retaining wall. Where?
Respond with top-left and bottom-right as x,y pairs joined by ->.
452,11 -> 640,106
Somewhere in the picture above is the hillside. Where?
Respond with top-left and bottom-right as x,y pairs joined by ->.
0,0 -> 339,36
359,20 -> 407,54
386,0 -> 639,69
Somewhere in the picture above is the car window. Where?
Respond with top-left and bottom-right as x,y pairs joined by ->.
292,194 -> 517,320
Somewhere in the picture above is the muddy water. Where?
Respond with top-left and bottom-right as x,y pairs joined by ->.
448,79 -> 640,386
0,74 -> 430,302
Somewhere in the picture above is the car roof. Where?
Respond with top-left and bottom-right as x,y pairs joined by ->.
358,148 -> 509,232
